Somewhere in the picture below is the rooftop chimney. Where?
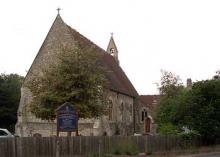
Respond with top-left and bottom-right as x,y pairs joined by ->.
186,78 -> 192,89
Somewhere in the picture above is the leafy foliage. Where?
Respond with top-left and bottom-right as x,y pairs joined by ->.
159,70 -> 183,97
112,139 -> 138,155
0,74 -> 24,132
183,80 -> 220,141
158,122 -> 179,135
178,130 -> 200,141
156,70 -> 185,129
157,71 -> 220,142
27,46 -> 108,120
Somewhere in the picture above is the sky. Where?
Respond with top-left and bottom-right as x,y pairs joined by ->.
1,0 -> 220,95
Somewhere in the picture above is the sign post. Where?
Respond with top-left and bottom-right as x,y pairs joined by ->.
55,102 -> 78,136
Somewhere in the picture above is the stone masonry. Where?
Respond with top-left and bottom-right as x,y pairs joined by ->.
15,14 -> 138,137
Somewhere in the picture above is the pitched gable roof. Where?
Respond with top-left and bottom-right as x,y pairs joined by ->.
139,95 -> 160,109
66,25 -> 139,97
25,14 -> 139,97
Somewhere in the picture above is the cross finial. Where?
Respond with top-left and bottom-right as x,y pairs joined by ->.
57,8 -> 61,14
111,32 -> 114,37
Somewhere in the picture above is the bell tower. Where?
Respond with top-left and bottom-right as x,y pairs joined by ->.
106,33 -> 119,64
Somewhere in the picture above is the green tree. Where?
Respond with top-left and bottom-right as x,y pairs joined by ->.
0,74 -> 24,132
156,71 -> 194,134
182,80 -> 220,142
156,70 -> 186,134
27,46 -> 108,120
159,70 -> 183,97
157,71 -> 220,142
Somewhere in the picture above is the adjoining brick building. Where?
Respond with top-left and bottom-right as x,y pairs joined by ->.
139,95 -> 160,134
16,13 -> 156,137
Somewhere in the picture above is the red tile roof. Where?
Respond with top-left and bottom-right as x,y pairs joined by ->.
139,95 -> 160,109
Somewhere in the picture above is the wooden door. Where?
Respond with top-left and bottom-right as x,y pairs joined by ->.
144,117 -> 151,133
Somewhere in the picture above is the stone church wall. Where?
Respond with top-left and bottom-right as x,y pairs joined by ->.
104,90 -> 134,136
16,89 -> 135,137
15,15 -> 137,137
134,101 -> 157,135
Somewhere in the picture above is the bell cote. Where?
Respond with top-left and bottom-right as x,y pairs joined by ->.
106,33 -> 119,64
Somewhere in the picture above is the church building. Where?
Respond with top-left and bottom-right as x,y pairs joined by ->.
16,12 -> 154,136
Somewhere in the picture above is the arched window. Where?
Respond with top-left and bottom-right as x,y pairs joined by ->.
121,102 -> 124,121
141,108 -> 148,122
109,100 -> 113,120
130,104 -> 133,122
33,133 -> 42,137
110,48 -> 115,55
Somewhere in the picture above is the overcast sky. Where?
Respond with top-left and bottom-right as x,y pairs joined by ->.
1,0 -> 220,95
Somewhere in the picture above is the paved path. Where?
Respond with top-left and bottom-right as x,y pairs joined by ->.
204,154 -> 220,157
179,152 -> 220,157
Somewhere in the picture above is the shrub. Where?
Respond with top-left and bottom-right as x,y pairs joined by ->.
158,123 -> 180,135
112,140 -> 138,155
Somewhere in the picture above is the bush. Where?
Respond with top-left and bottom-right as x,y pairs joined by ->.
178,130 -> 201,149
112,140 -> 138,155
158,123 -> 180,135
125,143 -> 138,155
178,130 -> 201,140
113,149 -> 121,155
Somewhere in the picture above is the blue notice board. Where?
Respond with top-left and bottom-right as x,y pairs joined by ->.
56,102 -> 78,132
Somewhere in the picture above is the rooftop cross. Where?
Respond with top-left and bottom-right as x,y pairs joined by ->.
111,32 -> 114,37
57,8 -> 61,14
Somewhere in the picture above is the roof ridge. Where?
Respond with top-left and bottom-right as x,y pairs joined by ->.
66,24 -> 108,54
65,23 -> 139,97
24,14 -> 139,98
